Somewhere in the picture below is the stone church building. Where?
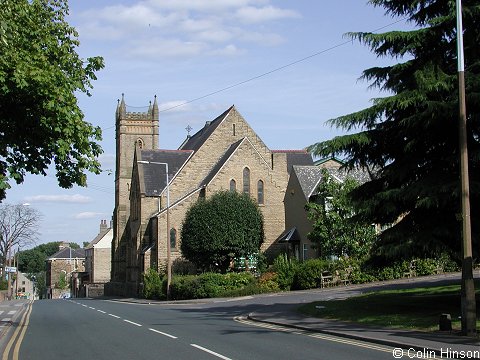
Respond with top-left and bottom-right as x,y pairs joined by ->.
107,95 -> 313,297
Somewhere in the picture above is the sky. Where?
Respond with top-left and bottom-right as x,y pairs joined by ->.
6,0 -> 410,247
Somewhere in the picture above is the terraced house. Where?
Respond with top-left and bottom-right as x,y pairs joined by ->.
107,96 -> 313,297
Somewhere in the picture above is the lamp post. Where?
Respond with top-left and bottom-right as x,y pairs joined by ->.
137,160 -> 171,300
455,0 -> 476,336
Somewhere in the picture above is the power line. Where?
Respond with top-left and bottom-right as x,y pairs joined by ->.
100,17 -> 407,131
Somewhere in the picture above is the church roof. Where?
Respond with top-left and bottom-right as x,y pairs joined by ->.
139,149 -> 193,196
178,106 -> 234,151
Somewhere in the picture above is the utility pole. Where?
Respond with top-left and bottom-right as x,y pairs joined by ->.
456,0 -> 476,336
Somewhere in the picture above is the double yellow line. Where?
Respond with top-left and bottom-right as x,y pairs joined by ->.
2,301 -> 33,360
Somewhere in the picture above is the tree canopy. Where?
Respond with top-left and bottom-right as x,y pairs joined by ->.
181,191 -> 264,273
0,0 -> 104,200
308,0 -> 480,260
306,169 -> 377,259
18,242 -> 61,274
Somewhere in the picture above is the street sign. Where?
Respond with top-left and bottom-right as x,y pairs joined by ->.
5,266 -> 17,273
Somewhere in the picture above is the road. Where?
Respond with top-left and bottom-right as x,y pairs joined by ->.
0,274 -> 465,360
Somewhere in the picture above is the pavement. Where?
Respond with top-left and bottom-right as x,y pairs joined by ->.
247,305 -> 480,358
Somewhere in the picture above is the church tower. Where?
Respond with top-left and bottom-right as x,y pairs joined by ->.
111,95 -> 159,284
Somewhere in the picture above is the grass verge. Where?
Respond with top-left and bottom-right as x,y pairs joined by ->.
298,281 -> 480,332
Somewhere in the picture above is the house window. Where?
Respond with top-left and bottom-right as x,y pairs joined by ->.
230,179 -> 236,192
257,180 -> 264,204
303,244 -> 308,261
170,228 -> 177,250
243,167 -> 250,194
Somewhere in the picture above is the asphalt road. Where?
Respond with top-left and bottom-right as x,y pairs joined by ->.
2,274 -> 466,360
9,297 -> 392,360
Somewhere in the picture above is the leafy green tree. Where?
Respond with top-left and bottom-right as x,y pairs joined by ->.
307,169 -> 377,259
18,241 -> 62,274
181,191 -> 264,273
0,0 -> 104,200
308,0 -> 480,259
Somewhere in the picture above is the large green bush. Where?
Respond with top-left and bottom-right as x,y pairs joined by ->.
181,191 -> 264,273
293,259 -> 333,290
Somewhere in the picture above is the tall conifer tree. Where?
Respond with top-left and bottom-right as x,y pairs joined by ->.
308,0 -> 480,259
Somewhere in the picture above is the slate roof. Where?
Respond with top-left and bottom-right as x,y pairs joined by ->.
283,151 -> 314,173
276,227 -> 300,243
328,167 -> 372,184
48,247 -> 85,260
293,166 -> 324,200
179,106 -> 233,151
293,165 -> 371,200
139,149 -> 193,196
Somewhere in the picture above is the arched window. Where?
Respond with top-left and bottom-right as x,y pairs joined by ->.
230,179 -> 236,192
137,138 -> 144,149
170,228 -> 177,250
257,180 -> 264,204
243,167 -> 250,194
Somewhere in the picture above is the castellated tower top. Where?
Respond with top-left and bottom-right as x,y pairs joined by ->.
116,93 -> 159,121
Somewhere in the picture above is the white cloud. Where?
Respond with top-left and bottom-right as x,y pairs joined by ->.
147,0 -> 269,12
159,100 -> 193,113
125,38 -> 207,58
25,194 -> 92,204
73,1 -> 300,60
235,5 -> 300,23
74,212 -> 104,220
209,44 -> 246,56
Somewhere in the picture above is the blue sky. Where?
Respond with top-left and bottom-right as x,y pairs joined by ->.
6,0 -> 409,247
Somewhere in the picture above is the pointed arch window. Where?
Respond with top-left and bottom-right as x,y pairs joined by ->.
230,179 -> 236,192
257,180 -> 264,205
170,228 -> 177,250
137,138 -> 144,149
243,167 -> 250,194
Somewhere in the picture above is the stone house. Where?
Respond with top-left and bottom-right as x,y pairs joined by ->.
46,243 -> 85,299
107,96 -> 313,296
283,157 -> 371,260
84,220 -> 112,297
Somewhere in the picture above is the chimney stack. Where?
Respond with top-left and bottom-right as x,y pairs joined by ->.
100,219 -> 108,233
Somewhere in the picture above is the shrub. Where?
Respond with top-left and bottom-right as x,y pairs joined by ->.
143,268 -> 163,299
293,259 -> 332,290
169,272 -> 256,300
256,272 -> 280,293
272,254 -> 299,290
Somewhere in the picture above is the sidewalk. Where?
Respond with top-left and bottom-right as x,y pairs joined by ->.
248,305 -> 480,358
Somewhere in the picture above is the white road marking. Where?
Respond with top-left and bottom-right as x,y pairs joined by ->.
124,319 -> 142,327
81,304 -> 88,307
108,314 -> 120,319
7,311 -> 16,315
97,310 -> 106,314
88,307 -> 96,310
190,344 -> 232,360
148,328 -> 177,339
2,318 -> 11,322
